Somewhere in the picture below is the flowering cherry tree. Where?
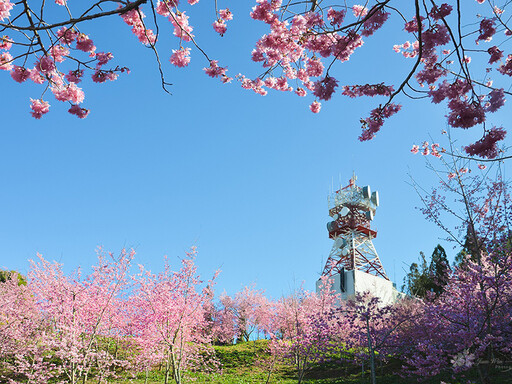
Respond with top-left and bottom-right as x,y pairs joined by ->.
214,285 -> 273,343
0,0 -> 510,157
132,247 -> 218,384
27,249 -> 134,384
270,278 -> 339,384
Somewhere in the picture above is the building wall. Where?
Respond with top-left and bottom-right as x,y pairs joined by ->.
317,269 -> 401,306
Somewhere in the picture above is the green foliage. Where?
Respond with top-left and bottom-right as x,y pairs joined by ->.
0,269 -> 26,285
79,339 -> 512,384
402,244 -> 450,298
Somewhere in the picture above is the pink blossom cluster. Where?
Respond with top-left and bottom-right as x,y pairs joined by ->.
429,3 -> 452,20
476,18 -> 496,43
327,8 -> 345,26
393,40 -> 419,58
352,5 -> 367,18
170,47 -> 191,67
487,46 -> 503,64
29,99 -> 50,119
213,9 -> 233,36
498,54 -> 512,76
313,76 -> 338,101
204,60 -> 231,83
248,2 -> 382,113
361,8 -> 389,37
156,0 -> 177,17
120,8 -> 156,45
465,126 -> 506,159
0,35 -> 11,50
0,0 -> 13,21
170,12 -> 194,42
359,103 -> 401,141
411,141 -> 443,158
310,100 -> 321,113
52,82 -> 85,104
342,83 -> 394,98
213,19 -> 227,36
7,24 -> 128,119
0,52 -> 12,70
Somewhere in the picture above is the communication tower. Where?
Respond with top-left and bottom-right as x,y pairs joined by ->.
317,174 -> 399,305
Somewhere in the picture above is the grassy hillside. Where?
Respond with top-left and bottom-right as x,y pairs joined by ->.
111,340 -> 512,384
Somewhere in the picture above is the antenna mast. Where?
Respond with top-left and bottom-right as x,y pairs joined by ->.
322,174 -> 389,280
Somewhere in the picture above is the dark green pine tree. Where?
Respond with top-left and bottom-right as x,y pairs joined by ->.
403,244 -> 450,299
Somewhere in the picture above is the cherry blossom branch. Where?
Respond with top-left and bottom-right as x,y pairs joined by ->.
0,0 -> 148,31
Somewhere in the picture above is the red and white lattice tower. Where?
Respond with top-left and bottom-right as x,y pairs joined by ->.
322,174 -> 388,280
318,174 -> 398,304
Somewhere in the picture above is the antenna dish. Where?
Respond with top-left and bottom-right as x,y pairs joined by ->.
332,213 -> 339,221
365,210 -> 374,221
340,206 -> 350,216
362,185 -> 371,199
334,238 -> 344,249
341,247 -> 349,256
371,191 -> 379,206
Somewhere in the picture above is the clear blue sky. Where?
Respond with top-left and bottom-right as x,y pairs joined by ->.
0,1 -> 509,298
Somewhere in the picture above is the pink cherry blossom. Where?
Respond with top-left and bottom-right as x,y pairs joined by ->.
65,69 -> 84,83
478,164 -> 487,170
170,47 -> 191,67
219,8 -> 233,21
327,8 -> 345,26
295,87 -> 307,97
92,69 -> 118,83
362,9 -> 389,37
10,65 -> 30,83
35,56 -> 55,73
0,35 -> 12,50
96,51 -> 113,66
28,68 -> 45,84
30,98 -> 50,119
411,145 -> 419,154
465,126 -> 506,159
430,3 -> 452,20
305,58 -> 324,77
55,0 -> 66,5
50,45 -> 69,62
487,46 -> 503,64
309,100 -> 321,113
313,76 -> 338,101
170,11 -> 194,42
0,0 -> 14,21
68,104 -> 89,119
76,33 -> 96,53
352,5 -> 367,18
213,19 -> 227,35
0,51 -> 13,70
52,83 -> 85,104
498,54 -> 512,76
56,27 -> 78,45
121,9 -> 156,45
156,0 -> 177,16
359,103 -> 401,141
477,18 -> 496,42
203,60 -> 227,78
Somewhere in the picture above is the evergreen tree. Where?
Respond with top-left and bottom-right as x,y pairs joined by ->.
403,245 -> 450,299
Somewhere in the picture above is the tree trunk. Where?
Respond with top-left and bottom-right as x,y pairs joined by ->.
367,317 -> 376,384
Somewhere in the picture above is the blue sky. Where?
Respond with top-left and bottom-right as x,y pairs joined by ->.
0,1 -> 509,299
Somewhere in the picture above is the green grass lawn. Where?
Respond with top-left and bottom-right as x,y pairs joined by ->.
105,340 -> 512,384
